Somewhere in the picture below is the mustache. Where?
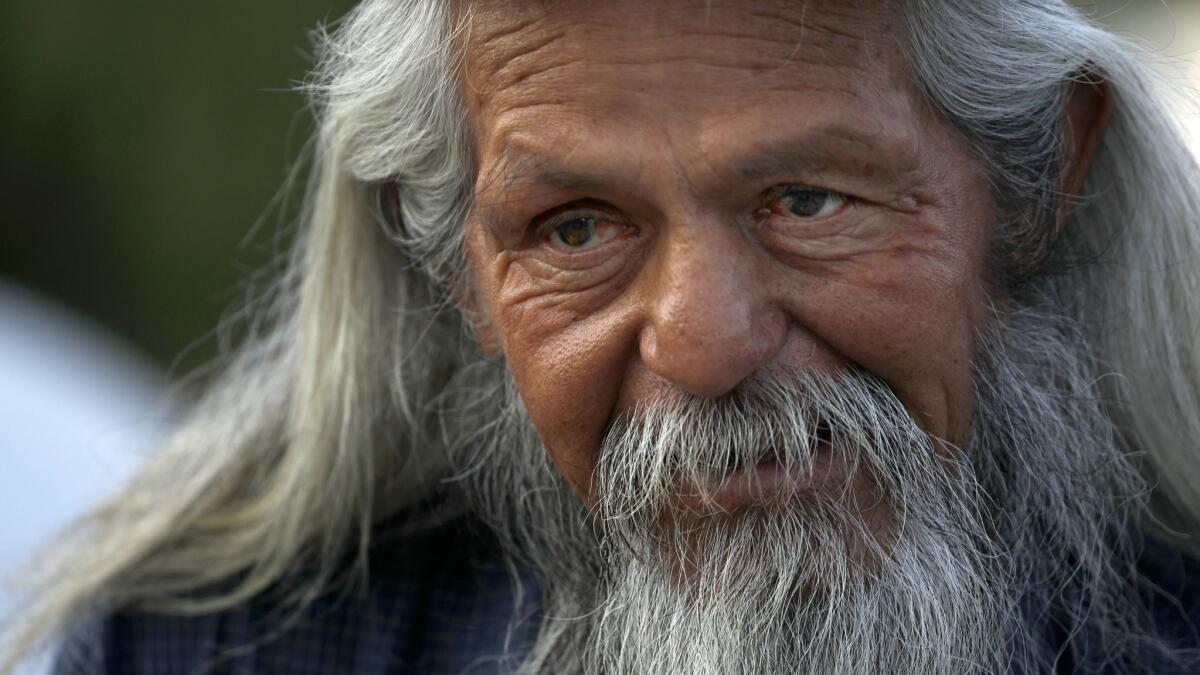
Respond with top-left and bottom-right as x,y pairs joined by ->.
592,367 -> 947,523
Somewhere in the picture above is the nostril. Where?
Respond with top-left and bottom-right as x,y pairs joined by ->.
815,421 -> 832,447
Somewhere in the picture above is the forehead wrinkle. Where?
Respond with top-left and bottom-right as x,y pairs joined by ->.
464,0 -> 926,209
471,30 -> 572,97
461,5 -> 568,107
743,2 -> 892,43
660,3 -> 891,68
464,0 -> 897,105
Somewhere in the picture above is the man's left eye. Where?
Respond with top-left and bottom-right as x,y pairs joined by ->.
538,210 -> 627,252
767,186 -> 849,220
552,216 -> 599,248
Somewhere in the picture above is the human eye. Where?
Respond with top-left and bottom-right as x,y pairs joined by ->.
761,185 -> 850,221
535,205 -> 630,252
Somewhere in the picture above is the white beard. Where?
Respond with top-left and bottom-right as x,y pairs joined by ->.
454,307 -> 1153,674
579,368 -> 1003,675
587,506 -> 1001,674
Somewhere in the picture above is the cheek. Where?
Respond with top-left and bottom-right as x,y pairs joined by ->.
791,248 -> 983,446
468,218 -> 648,503
495,280 -> 640,500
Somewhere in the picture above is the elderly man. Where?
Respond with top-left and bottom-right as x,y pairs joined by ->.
6,1 -> 1200,673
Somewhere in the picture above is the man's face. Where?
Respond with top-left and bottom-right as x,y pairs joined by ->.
462,0 -> 993,528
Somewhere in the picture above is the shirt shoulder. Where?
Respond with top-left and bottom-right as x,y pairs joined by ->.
53,516 -> 541,675
1136,537 -> 1200,654
1070,537 -> 1200,675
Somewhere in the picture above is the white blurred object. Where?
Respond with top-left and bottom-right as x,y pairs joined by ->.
1086,0 -> 1200,154
1181,58 -> 1200,151
0,281 -> 168,674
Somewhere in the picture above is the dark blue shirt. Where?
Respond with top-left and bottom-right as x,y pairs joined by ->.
53,517 -> 542,675
53,518 -> 1200,674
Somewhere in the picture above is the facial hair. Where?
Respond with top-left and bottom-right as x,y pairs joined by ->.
452,306 -> 1151,675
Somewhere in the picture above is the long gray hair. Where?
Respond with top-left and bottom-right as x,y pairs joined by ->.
4,0 -> 1200,670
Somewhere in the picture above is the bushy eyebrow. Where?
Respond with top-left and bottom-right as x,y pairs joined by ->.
475,122 -> 921,209
472,149 -> 617,215
728,125 -> 919,186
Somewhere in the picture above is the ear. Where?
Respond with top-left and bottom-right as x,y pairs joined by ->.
386,179 -> 505,357
1059,73 -> 1113,222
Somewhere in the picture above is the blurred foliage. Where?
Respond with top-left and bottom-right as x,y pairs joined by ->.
0,1 -> 353,377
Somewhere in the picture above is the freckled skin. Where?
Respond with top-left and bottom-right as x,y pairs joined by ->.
461,0 -> 995,509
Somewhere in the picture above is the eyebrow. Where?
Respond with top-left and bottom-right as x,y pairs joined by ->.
477,122 -> 920,206
730,126 -> 914,184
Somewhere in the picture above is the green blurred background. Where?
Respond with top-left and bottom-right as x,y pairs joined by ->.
1,1 -> 1197,384
0,1 -> 353,379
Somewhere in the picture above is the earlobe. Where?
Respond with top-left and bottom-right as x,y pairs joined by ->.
1060,73 -> 1113,223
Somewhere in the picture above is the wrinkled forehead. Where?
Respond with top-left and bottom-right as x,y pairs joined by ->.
456,0 -> 919,180
459,0 -> 905,107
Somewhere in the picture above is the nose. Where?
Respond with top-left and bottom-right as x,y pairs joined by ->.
638,218 -> 787,397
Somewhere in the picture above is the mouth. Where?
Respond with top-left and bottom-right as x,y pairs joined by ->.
699,421 -> 836,512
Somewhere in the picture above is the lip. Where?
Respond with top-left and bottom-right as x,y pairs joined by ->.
698,438 -> 837,512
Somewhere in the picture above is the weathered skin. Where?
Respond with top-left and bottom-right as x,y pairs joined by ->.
460,0 -> 994,519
